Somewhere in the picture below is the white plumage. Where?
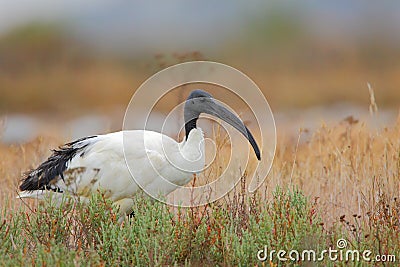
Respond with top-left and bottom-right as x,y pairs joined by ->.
18,90 -> 260,222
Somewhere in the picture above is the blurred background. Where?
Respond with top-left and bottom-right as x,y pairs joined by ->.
0,0 -> 399,143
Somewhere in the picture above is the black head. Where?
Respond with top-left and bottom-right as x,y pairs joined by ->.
184,89 -> 261,160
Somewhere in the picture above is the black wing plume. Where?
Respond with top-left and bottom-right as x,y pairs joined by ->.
19,136 -> 97,191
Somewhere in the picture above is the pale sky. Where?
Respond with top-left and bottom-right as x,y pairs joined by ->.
1,1 -> 399,53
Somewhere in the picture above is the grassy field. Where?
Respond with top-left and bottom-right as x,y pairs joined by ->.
0,23 -> 399,266
0,112 -> 399,266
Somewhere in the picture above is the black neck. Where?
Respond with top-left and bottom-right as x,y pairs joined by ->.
184,117 -> 198,140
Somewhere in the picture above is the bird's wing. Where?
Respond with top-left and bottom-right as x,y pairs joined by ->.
19,135 -> 99,193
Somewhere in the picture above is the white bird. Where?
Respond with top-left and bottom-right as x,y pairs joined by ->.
18,90 -> 261,221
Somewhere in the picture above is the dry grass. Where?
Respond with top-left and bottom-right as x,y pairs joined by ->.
2,112 -> 399,226
0,109 -> 399,265
271,115 -> 400,225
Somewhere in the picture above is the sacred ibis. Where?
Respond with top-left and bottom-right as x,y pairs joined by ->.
18,90 -> 261,222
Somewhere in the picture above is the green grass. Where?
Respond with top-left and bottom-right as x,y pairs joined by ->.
2,186 -> 397,266
0,187 -> 318,266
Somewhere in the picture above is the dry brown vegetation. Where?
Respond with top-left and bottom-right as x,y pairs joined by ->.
2,111 -> 399,230
1,24 -> 400,116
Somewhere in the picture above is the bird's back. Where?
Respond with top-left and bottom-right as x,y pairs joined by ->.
18,130 -> 200,202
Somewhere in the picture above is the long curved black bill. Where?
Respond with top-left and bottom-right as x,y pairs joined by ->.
203,101 -> 261,160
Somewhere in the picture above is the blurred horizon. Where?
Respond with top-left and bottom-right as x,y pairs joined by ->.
1,1 -> 400,52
